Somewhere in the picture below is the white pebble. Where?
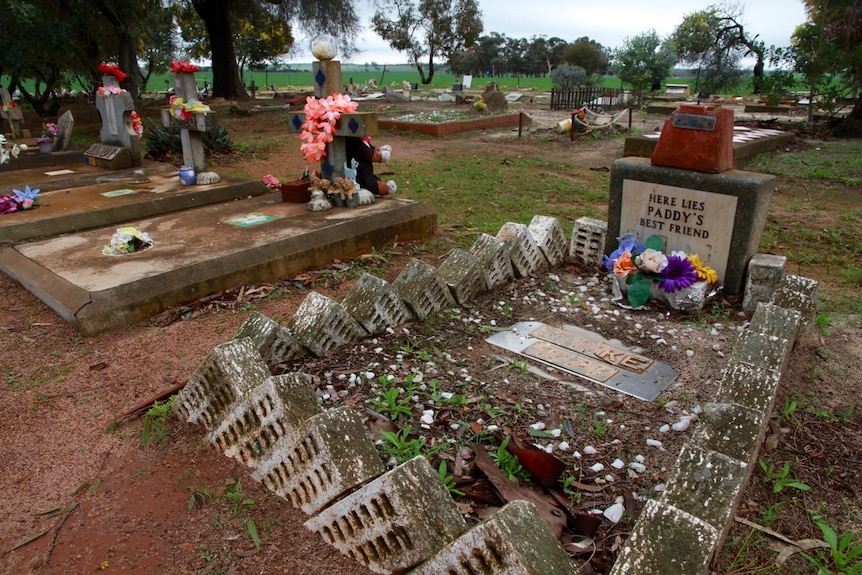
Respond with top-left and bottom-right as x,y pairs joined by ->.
659,424 -> 671,433
685,349 -> 695,358
611,458 -> 625,469
603,502 -> 625,523
646,439 -> 664,449
654,483 -> 666,492
589,463 -> 605,473
583,445 -> 597,455
558,441 -> 570,451
530,422 -> 546,430
629,462 -> 647,473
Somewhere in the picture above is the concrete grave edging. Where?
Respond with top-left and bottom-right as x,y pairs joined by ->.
173,214 -> 815,575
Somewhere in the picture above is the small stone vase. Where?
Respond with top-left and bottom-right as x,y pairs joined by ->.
37,139 -> 54,153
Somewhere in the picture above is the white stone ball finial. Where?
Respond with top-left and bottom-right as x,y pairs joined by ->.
311,34 -> 338,61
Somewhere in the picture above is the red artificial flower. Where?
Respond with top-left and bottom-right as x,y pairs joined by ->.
170,60 -> 200,73
98,62 -> 127,82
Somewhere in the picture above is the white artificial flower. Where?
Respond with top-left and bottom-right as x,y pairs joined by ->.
636,248 -> 668,273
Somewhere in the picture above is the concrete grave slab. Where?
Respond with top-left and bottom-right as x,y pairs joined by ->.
0,195 -> 436,335
486,321 -> 677,400
0,165 -> 267,242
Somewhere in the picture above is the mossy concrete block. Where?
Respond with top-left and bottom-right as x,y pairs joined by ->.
728,330 -> 792,375
662,444 -> 748,529
770,274 -> 818,342
207,373 -> 322,468
742,254 -> 786,313
392,258 -> 456,320
469,233 -> 515,290
287,291 -> 368,357
438,248 -> 486,305
305,455 -> 467,574
342,273 -> 413,335
266,324 -> 309,367
233,311 -> 279,359
408,500 -> 576,575
529,215 -> 567,267
496,221 -> 549,277
692,401 -> 765,464
609,499 -> 719,575
570,217 -> 607,270
173,337 -> 269,430
748,302 -> 802,343
253,406 -> 385,515
715,362 -> 781,415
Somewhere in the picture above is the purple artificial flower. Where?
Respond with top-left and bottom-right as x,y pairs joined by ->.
603,233 -> 647,272
659,255 -> 698,293
0,194 -> 19,214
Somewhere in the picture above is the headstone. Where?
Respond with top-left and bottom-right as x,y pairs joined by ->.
163,70 -> 210,174
483,90 -> 508,112
53,110 -> 74,151
606,157 -> 775,294
93,76 -> 141,166
283,46 -> 379,182
0,88 -> 24,139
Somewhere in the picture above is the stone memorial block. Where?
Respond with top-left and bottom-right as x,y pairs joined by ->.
53,110 -> 74,151
392,258 -> 456,320
341,273 -> 413,335
606,157 -> 775,294
437,248 -> 486,305
651,104 -> 734,173
1,88 -> 24,139
469,233 -> 515,290
287,291 -> 367,357
94,76 -> 141,166
569,217 -> 607,269
83,142 -> 133,170
528,215 -> 567,267
496,222 -> 548,278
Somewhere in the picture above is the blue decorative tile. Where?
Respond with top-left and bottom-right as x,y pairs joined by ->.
348,118 -> 360,134
315,69 -> 326,87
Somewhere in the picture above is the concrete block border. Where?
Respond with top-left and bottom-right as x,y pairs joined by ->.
173,214 -> 816,575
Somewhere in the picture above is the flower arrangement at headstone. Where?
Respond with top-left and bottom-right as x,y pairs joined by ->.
102,226 -> 153,256
0,134 -> 23,165
35,122 -> 59,150
98,62 -> 127,82
299,94 -> 358,162
0,185 -> 40,215
604,232 -> 720,311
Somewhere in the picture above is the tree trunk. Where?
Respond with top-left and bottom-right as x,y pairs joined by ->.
192,0 -> 248,99
832,97 -> 862,138
414,63 -> 427,84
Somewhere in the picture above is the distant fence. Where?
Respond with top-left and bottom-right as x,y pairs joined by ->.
550,87 -> 639,111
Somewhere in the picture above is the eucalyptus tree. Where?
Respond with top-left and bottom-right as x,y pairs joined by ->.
371,0 -> 483,84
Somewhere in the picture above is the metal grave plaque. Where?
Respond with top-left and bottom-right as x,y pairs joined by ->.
485,321 -> 677,401
671,113 -> 717,131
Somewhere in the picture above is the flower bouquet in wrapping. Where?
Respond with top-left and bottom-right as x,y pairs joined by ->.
604,233 -> 720,311
102,226 -> 153,255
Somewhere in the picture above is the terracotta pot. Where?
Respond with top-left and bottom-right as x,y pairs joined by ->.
280,180 -> 311,203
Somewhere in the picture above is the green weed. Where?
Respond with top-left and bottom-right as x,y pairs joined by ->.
140,395 -> 176,446
437,460 -> 465,497
801,519 -> 862,575
758,459 -> 811,493
224,478 -> 254,516
488,436 -> 531,482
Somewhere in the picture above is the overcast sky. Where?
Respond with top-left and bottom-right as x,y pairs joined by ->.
287,0 -> 809,65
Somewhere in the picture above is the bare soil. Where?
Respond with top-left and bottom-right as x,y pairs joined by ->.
1,96 -> 859,575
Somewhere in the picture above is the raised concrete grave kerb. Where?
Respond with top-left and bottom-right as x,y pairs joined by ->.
174,214 -> 816,575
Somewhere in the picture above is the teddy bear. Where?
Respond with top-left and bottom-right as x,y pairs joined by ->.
345,136 -> 397,196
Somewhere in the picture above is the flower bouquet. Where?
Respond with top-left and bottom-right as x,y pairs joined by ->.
98,62 -> 127,82
35,122 -> 59,144
0,134 -> 22,165
169,96 -> 211,120
604,233 -> 720,311
102,226 -> 153,256
299,94 -> 358,162
0,185 -> 40,215
169,60 -> 200,74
